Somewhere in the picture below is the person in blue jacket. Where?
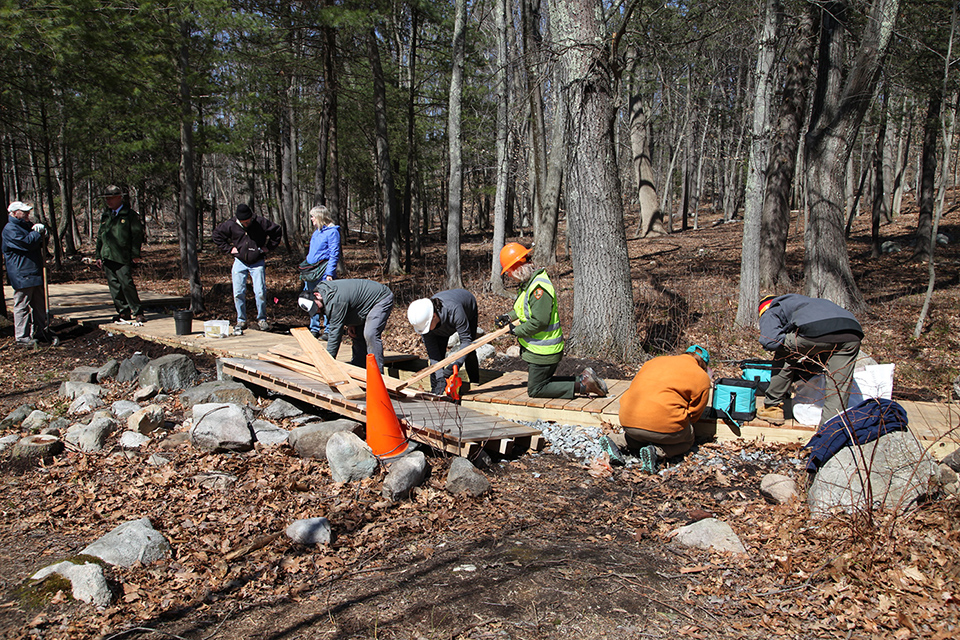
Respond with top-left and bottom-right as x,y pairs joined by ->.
2,201 -> 57,346
299,205 -> 341,338
757,293 -> 863,426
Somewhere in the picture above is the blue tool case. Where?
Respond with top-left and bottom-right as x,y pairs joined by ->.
710,378 -> 758,421
740,359 -> 772,391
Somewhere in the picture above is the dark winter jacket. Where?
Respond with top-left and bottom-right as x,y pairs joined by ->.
95,204 -> 143,265
313,279 -> 393,359
759,293 -> 863,351
212,215 -> 282,266
804,398 -> 908,473
2,217 -> 44,290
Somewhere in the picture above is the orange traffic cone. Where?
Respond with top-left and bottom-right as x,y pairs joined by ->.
365,353 -> 411,459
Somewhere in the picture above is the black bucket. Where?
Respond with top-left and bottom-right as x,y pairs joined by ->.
174,310 -> 193,335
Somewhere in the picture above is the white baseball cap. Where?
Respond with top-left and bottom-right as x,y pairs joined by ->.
7,201 -> 33,213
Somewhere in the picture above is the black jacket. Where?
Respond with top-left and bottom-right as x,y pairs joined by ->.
212,215 -> 282,266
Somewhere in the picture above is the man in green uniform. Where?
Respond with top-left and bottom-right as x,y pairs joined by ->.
95,185 -> 145,324
495,243 -> 607,399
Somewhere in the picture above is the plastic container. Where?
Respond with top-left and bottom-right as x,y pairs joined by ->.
173,310 -> 193,335
740,359 -> 772,392
710,378 -> 758,422
204,320 -> 231,339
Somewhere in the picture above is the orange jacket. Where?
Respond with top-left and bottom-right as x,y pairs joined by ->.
619,354 -> 711,434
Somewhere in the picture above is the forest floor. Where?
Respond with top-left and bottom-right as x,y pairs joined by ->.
0,203 -> 958,639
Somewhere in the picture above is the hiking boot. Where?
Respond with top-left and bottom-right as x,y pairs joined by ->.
134,314 -> 146,325
112,313 -> 131,323
258,320 -> 271,331
637,445 -> 658,474
15,338 -> 38,348
757,404 -> 786,425
576,367 -> 608,397
601,436 -> 626,466
234,322 -> 245,336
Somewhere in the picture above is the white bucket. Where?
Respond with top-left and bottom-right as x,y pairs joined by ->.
203,320 -> 231,339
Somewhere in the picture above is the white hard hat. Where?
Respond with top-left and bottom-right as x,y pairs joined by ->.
407,298 -> 434,334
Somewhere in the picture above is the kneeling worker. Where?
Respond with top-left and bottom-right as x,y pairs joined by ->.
618,345 -> 712,473
407,289 -> 481,395
495,242 -> 607,399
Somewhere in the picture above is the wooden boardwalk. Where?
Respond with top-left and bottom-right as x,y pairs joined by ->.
28,283 -> 960,459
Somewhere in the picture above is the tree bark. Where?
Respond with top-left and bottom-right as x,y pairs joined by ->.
368,30 -> 402,274
445,0 -> 467,289
629,76 -> 666,238
914,90 -> 941,263
491,0 -> 509,292
737,0 -> 779,327
552,0 -> 636,358
760,5 -> 815,290
179,20 -> 204,313
803,0 -> 900,313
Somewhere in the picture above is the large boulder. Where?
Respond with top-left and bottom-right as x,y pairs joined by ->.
65,415 -> 116,452
285,517 -> 332,545
111,400 -> 141,421
127,405 -> 165,435
671,518 -> 747,555
0,403 -> 35,429
21,410 -> 52,433
68,366 -> 100,384
760,474 -> 799,504
326,431 -> 378,483
262,398 -> 304,420
69,393 -> 104,415
138,354 -> 197,392
445,457 -> 491,496
30,561 -> 112,607
180,381 -> 256,409
288,420 -> 363,460
382,451 -> 428,501
252,420 -> 288,446
97,358 -> 120,382
81,517 -> 171,567
116,354 -> 150,383
808,430 -> 939,517
59,382 -> 102,400
189,402 -> 254,452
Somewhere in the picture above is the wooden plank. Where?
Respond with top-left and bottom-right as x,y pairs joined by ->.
290,327 -> 366,400
396,325 -> 513,392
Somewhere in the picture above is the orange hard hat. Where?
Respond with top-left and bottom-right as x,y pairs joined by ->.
499,242 -> 531,275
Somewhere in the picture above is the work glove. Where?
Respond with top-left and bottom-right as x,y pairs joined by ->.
495,314 -> 511,329
31,223 -> 46,234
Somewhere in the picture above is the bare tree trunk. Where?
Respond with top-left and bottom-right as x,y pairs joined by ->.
491,0 -> 509,293
803,0 -> 899,313
914,90 -> 941,263
402,8 -> 418,271
871,92 -> 888,258
916,1 -> 958,338
179,20 -> 204,313
737,0 -> 779,327
628,64 -> 666,238
760,5 -> 815,290
445,0 -> 467,288
552,0 -> 636,358
368,30 -> 402,274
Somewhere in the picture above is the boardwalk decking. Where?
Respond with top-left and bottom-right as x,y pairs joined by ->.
27,282 -> 960,458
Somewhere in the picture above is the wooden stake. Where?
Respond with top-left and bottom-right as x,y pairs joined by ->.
290,327 -> 366,400
396,324 -> 513,392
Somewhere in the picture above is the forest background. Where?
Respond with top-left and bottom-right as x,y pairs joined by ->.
0,0 -> 956,362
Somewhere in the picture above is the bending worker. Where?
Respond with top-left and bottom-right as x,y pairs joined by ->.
495,242 -> 607,399
757,293 -> 863,426
407,289 -> 480,395
298,278 -> 394,371
618,345 -> 712,474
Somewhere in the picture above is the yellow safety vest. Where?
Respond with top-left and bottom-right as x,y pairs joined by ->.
513,269 -> 564,355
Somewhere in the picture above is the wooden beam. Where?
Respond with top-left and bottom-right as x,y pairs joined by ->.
397,324 -> 513,392
290,328 -> 366,400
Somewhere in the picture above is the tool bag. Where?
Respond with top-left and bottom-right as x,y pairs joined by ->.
710,378 -> 758,426
740,359 -> 772,392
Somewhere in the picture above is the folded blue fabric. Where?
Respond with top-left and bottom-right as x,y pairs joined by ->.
803,398 -> 909,473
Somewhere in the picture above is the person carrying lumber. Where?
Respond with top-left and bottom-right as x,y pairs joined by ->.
298,279 -> 394,372
495,242 -> 607,399
407,289 -> 480,395
757,293 -> 863,427
617,345 -> 712,473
